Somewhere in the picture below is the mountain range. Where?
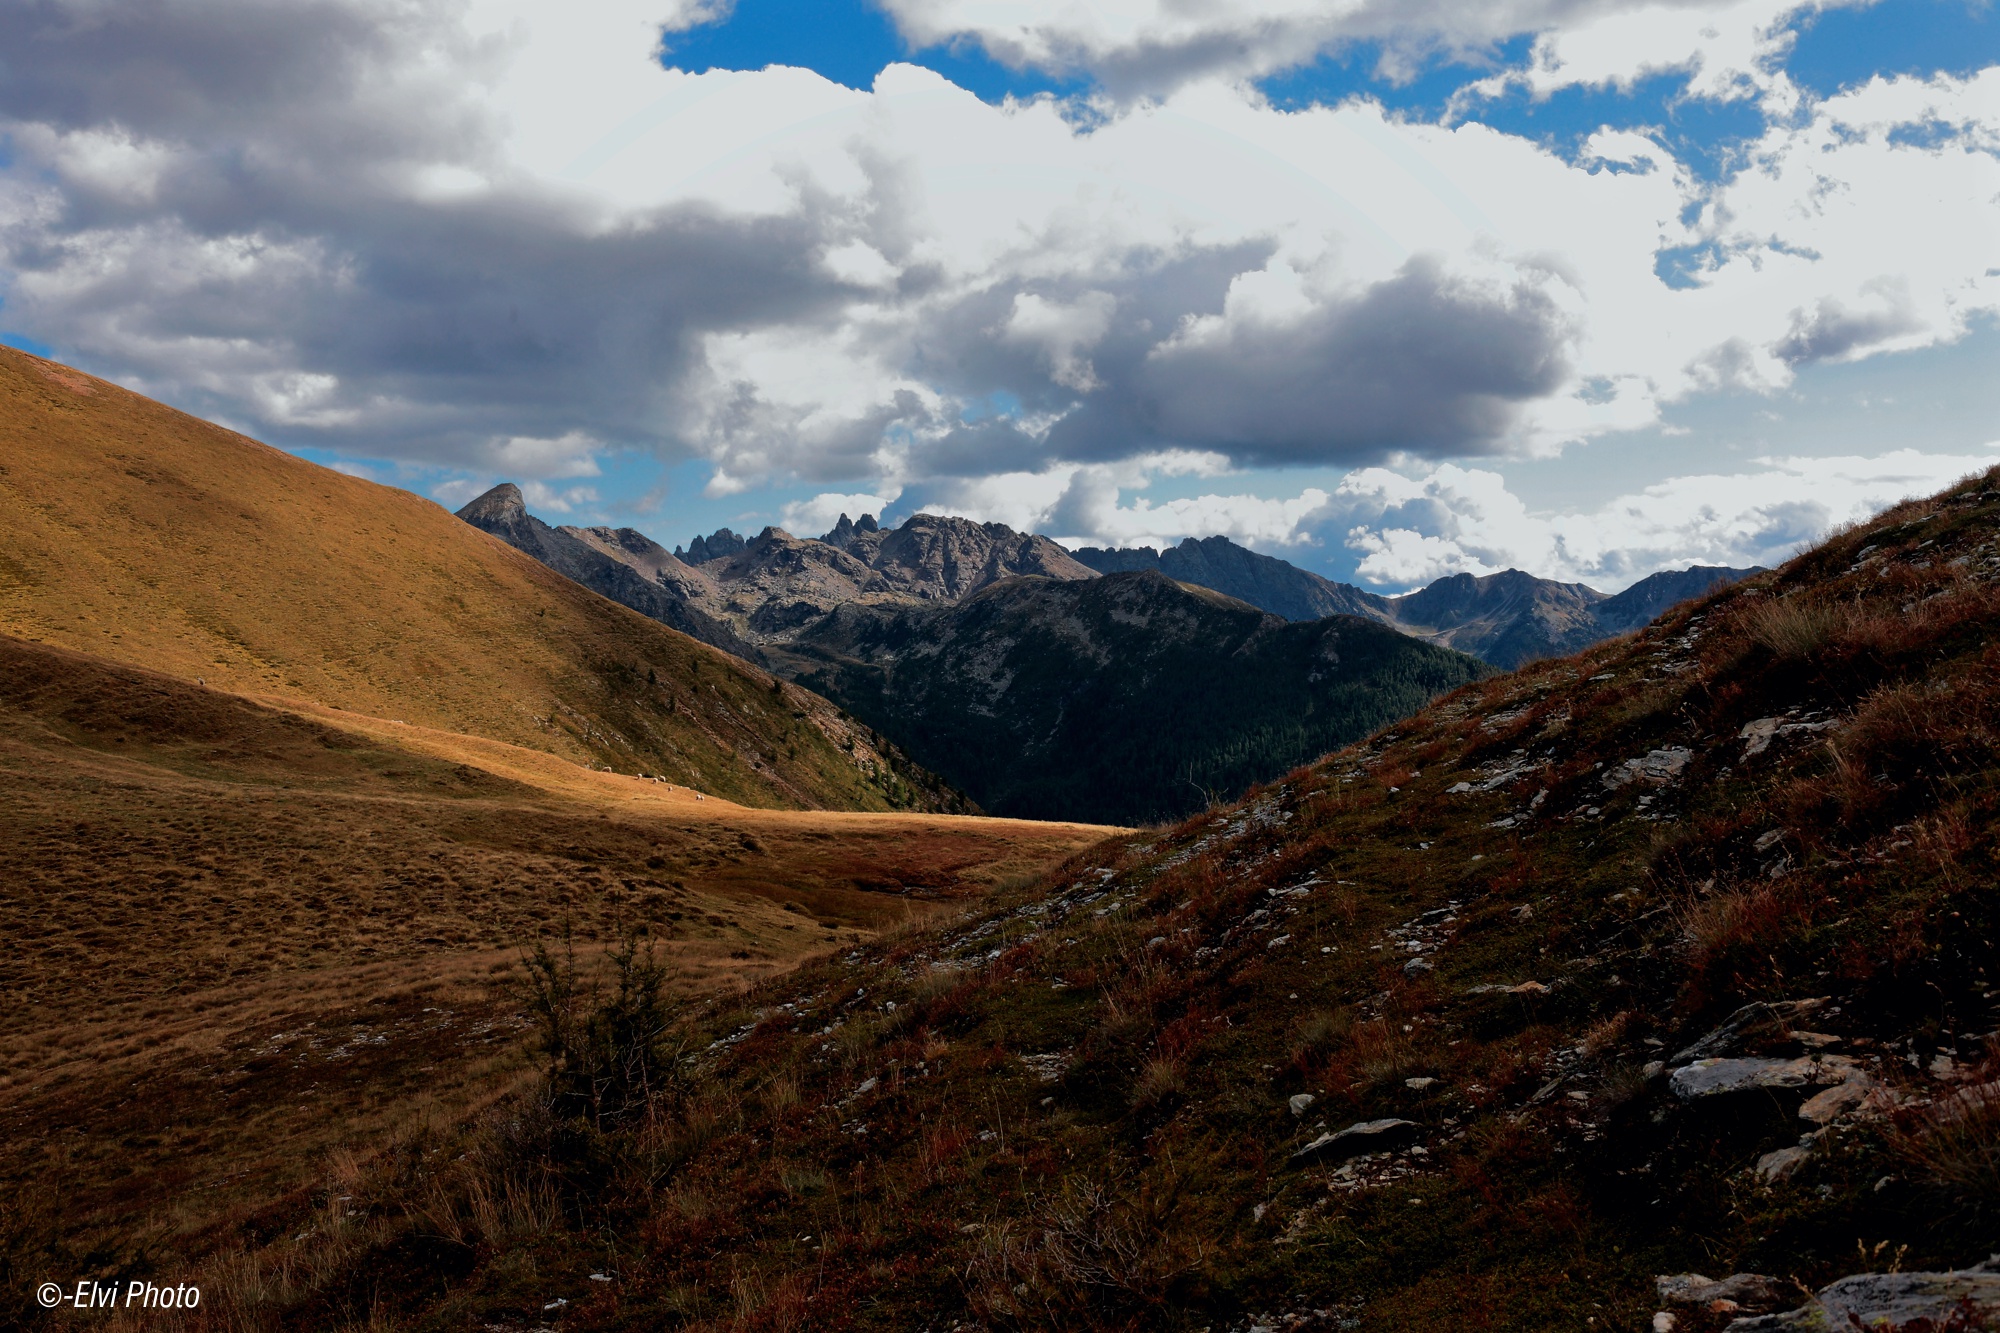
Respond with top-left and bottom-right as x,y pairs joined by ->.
459,487 -> 1492,822
459,487 -> 1753,819
777,570 -> 1486,824
461,485 -> 1758,674
1071,536 -> 1761,668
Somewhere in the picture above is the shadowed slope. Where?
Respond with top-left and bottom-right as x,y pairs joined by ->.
0,348 -> 954,812
780,570 -> 1490,824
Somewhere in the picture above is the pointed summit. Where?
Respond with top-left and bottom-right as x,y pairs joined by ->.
456,481 -> 526,526
822,513 -> 857,548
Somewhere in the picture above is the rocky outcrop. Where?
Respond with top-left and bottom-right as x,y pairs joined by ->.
678,527 -> 749,564
819,512 -> 879,551
454,485 -> 761,661
1722,1260 -> 2000,1331
1292,1118 -> 1420,1163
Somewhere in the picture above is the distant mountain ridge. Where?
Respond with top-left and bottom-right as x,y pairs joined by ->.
469,488 -> 1754,674
456,485 -> 761,660
775,569 -> 1489,824
1072,537 -> 1761,668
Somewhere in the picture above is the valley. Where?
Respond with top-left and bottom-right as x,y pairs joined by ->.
177,466 -> 2000,1332
0,351 -> 1111,1291
2,348 -> 1993,1333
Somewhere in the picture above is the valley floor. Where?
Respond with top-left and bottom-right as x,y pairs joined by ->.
0,635 -> 1113,1288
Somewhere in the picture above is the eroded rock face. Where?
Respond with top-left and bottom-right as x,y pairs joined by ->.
1724,1261 -> 2000,1331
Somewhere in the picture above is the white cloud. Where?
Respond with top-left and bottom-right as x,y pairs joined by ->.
0,0 -> 1994,587
485,430 -> 602,479
878,0 -> 1838,96
778,490 -> 900,536
1334,448 -> 2000,588
521,480 -> 600,514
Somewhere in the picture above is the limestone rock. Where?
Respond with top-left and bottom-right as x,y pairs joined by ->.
1669,1055 -> 1861,1100
1724,1260 -> 2000,1330
1671,999 -> 1832,1063
1658,1273 -> 1794,1315
1292,1118 -> 1419,1163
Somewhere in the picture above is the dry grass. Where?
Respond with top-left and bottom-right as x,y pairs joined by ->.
0,633 -> 1113,1292
0,346 -> 949,813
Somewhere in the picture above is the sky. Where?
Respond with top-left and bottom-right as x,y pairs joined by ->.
0,0 -> 1996,590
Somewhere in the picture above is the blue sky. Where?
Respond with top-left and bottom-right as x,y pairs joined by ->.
3,0 -> 1997,588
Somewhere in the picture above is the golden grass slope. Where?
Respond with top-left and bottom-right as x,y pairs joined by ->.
0,347 -> 949,811
0,632 -> 1114,1273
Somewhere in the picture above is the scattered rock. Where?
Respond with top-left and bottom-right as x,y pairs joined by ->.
1604,747 -> 1694,788
1289,1093 -> 1317,1117
1669,1055 -> 1861,1100
1292,1118 -> 1420,1164
1798,1078 -> 1874,1125
1754,1144 -> 1813,1182
1724,1259 -> 2000,1330
1403,957 -> 1434,976
1405,1077 -> 1438,1091
1658,1273 -> 1794,1315
1671,999 -> 1830,1063
1738,716 -> 1838,761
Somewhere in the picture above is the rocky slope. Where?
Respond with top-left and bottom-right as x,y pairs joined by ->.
456,485 -> 759,660
1075,535 -> 1760,668
262,466 -> 2000,1332
471,499 -> 1100,647
776,570 -> 1489,824
0,349 -> 953,812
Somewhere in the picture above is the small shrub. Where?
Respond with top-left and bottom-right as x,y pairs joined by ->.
516,928 -> 687,1126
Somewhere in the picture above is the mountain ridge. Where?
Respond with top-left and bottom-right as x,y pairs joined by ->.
776,568 -> 1490,824
1073,536 -> 1761,668
0,348 -> 954,812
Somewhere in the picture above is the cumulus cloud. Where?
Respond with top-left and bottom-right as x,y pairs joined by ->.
1332,448 -> 2000,587
879,0 -> 1843,97
779,490 -> 901,536
0,0 -> 1994,567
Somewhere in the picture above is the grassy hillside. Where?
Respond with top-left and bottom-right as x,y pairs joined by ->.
0,632 -> 1112,1288
782,571 -> 1491,824
180,467 -> 2000,1332
0,348 -> 956,812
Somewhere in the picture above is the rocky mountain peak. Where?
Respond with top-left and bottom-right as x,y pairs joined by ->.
820,512 -> 879,549
455,482 -> 528,528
